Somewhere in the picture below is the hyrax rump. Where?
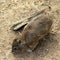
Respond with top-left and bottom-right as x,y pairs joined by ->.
12,13 -> 52,53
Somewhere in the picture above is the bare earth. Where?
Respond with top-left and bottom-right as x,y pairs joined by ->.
0,0 -> 60,60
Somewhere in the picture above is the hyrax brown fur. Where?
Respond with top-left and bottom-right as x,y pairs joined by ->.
12,12 -> 52,53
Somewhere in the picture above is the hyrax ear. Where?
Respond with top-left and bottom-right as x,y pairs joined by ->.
12,38 -> 18,45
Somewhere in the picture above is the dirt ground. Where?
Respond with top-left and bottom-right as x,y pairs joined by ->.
0,0 -> 60,60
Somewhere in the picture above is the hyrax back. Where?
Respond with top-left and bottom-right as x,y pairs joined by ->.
12,13 -> 52,53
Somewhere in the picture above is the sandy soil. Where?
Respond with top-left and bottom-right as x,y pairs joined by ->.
0,0 -> 60,60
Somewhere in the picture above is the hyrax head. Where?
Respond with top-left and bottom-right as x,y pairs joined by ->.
12,36 -> 27,53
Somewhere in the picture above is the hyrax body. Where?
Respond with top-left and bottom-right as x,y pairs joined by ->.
11,12 -> 52,53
